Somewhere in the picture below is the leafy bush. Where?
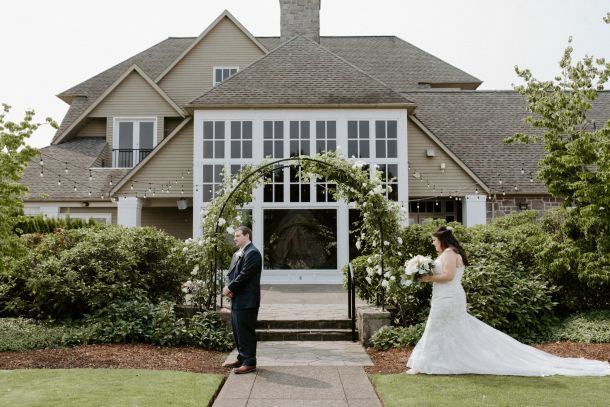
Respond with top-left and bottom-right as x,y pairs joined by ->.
1,225 -> 190,320
12,214 -> 96,236
0,318 -> 76,351
184,311 -> 234,351
537,208 -> 610,313
71,296 -> 186,346
547,310 -> 610,343
371,324 -> 425,350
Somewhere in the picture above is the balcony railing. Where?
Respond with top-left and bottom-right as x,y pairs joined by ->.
112,149 -> 152,168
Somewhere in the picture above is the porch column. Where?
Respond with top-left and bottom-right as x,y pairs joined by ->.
117,197 -> 143,227
462,195 -> 487,227
40,206 -> 60,218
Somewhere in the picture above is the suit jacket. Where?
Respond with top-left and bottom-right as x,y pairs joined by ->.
226,243 -> 263,310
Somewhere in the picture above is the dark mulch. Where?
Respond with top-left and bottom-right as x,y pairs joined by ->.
364,342 -> 610,374
0,344 -> 229,375
1,342 -> 608,375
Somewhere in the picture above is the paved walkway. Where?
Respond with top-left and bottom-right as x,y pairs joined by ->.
213,285 -> 382,407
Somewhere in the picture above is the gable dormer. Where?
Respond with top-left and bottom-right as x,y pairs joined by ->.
157,11 -> 267,106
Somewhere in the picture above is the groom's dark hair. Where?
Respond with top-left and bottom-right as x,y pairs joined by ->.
236,225 -> 252,240
432,226 -> 469,266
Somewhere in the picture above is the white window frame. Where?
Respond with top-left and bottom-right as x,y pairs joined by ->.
213,66 -> 239,87
112,117 -> 157,168
61,212 -> 112,224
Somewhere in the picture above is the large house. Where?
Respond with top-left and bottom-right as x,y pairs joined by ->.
20,0 -> 609,283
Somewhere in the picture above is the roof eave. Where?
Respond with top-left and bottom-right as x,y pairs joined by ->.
185,102 -> 416,111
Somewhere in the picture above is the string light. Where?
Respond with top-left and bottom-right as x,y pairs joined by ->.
64,162 -> 68,173
57,175 -> 61,186
73,183 -> 77,192
89,169 -> 92,181
109,176 -> 113,186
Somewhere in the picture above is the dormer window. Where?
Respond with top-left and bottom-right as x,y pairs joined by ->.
213,67 -> 238,87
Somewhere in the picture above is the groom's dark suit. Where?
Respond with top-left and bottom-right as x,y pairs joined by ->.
226,242 -> 262,367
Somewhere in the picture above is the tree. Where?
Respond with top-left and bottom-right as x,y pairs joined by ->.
506,14 -> 610,306
0,104 -> 55,272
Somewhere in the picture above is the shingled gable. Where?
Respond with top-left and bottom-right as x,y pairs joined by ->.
155,10 -> 268,82
53,65 -> 185,145
188,35 -> 414,108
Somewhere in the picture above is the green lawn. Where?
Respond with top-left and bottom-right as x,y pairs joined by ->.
371,374 -> 610,407
0,369 -> 224,407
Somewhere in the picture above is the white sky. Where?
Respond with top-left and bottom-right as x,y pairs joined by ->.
2,0 -> 609,148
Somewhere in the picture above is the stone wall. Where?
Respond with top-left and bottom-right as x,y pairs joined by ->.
487,195 -> 564,220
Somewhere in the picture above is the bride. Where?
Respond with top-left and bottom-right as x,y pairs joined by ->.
407,226 -> 610,376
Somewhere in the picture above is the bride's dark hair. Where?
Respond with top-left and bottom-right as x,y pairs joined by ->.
432,226 -> 469,266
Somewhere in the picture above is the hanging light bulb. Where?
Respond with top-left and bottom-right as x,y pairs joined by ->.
57,176 -> 61,186
502,190 -> 506,196
529,173 -> 534,183
521,166 -> 525,175
130,182 -> 134,190
65,162 -> 69,173
109,176 -> 113,186
514,186 -> 519,191
39,158 -> 43,166
40,169 -> 44,177
73,183 -> 77,192
435,200 -> 439,206
101,193 -> 104,199
89,169 -> 92,182
152,190 -> 156,197
181,185 -> 184,195
88,190 -> 92,196
148,183 -> 152,193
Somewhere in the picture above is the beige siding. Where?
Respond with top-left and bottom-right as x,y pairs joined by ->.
75,118 -> 106,138
408,118 -> 476,196
90,71 -> 178,117
115,122 -> 193,196
60,207 -> 118,224
141,207 -> 193,239
159,17 -> 265,106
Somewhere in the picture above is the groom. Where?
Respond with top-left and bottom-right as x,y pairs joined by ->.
222,226 -> 262,374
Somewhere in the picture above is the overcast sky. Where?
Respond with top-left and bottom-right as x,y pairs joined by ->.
2,0 -> 609,148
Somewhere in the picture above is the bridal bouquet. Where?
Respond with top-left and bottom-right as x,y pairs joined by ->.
403,255 -> 434,286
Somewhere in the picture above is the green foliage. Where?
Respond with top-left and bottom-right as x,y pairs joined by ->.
507,23 -> 610,294
71,296 -> 186,346
13,214 -> 96,236
537,208 -> 610,312
0,225 -> 190,320
0,318 -> 76,351
371,324 -> 425,350
184,311 -> 234,351
548,310 -> 610,343
0,104 -> 56,275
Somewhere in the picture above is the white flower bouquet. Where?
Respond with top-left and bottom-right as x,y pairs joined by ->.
403,255 -> 434,286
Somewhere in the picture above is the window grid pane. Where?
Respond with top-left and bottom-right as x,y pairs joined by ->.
375,120 -> 398,158
264,121 -> 284,158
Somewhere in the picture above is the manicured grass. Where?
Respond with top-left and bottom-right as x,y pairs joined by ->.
370,374 -> 610,407
0,369 -> 224,407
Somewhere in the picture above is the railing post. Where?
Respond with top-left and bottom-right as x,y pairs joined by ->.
349,263 -> 356,342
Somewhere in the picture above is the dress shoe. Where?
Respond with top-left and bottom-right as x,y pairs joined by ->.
234,364 -> 256,374
222,360 -> 242,368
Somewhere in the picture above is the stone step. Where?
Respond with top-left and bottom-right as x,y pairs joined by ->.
256,319 -> 353,330
257,328 -> 357,341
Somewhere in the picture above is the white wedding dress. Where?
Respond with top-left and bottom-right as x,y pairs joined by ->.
407,257 -> 610,376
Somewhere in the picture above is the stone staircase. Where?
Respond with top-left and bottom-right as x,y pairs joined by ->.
256,317 -> 356,341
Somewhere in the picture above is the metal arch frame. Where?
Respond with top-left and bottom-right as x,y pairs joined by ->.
210,156 -> 388,311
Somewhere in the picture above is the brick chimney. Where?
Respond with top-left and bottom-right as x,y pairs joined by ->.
279,0 -> 321,43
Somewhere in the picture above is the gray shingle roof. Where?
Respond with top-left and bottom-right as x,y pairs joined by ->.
54,35 -> 481,141
190,36 -> 412,106
257,36 -> 482,91
402,90 -> 610,195
21,138 -> 130,201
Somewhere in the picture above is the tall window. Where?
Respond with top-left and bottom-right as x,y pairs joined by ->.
316,177 -> 336,202
202,164 -> 223,202
347,120 -> 370,158
203,121 -> 225,159
376,163 -> 399,201
264,166 -> 284,202
289,121 -> 310,157
375,120 -> 398,158
213,67 -> 238,87
315,121 -> 336,153
289,165 -> 311,202
113,119 -> 156,168
264,121 -> 284,158
230,121 -> 253,159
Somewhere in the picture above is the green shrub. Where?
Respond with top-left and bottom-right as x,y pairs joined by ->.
71,295 -> 186,346
371,324 -> 425,350
0,318 -> 76,351
185,311 -> 234,351
0,225 -> 190,320
12,214 -> 96,236
547,310 -> 610,343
